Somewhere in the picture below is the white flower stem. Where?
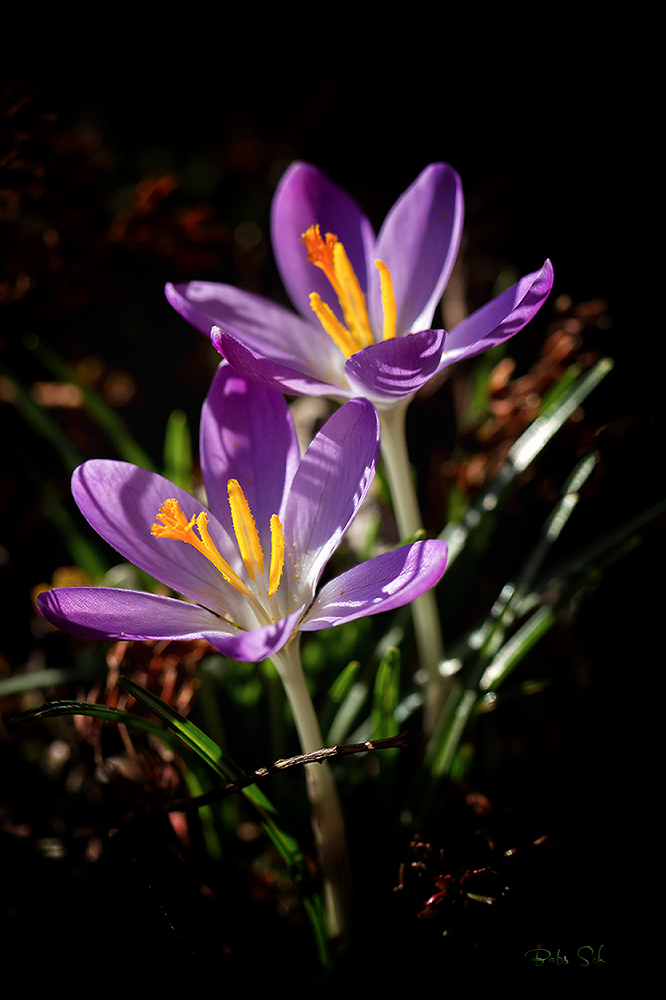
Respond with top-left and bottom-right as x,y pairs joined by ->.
378,403 -> 452,736
271,638 -> 350,944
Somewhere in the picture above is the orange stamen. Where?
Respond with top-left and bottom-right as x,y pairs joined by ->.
376,259 -> 397,340
151,499 -> 251,596
227,479 -> 264,581
152,485 -> 286,601
308,293 -> 359,358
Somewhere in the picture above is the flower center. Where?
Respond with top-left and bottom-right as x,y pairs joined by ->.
151,480 -> 284,598
301,224 -> 397,357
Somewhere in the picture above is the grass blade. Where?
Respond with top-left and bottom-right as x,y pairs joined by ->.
11,699 -> 183,746
162,409 -> 193,492
440,357 -> 615,565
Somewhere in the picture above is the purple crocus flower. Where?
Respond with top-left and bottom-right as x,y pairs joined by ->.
37,364 -> 449,660
165,161 -> 554,409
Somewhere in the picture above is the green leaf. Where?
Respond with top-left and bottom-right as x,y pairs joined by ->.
440,357 -> 615,566
467,452 -> 598,667
320,660 -> 360,743
10,699 -> 183,746
478,604 -> 558,692
115,677 -> 311,880
538,362 -> 582,413
0,666 -> 94,697
162,409 -> 193,492
117,676 -> 272,808
327,660 -> 360,705
371,647 -> 400,740
14,679 -> 310,886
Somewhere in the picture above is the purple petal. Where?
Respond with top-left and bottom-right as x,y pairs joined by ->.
166,280 -> 226,337
165,280 -> 338,375
200,364 -> 300,541
283,399 -> 380,599
371,164 -> 464,336
213,330 -> 351,399
344,329 -> 446,405
71,460 -> 246,620
300,540 -> 449,629
439,259 -> 554,369
37,587 -> 304,661
212,607 -> 304,661
270,161 -> 376,324
38,587 -> 233,641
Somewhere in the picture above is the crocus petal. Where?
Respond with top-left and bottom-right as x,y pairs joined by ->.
165,280 -> 338,376
213,330 -> 352,399
344,329 -> 446,406
37,588 -> 304,661
283,398 -> 380,599
211,606 -> 305,661
370,164 -> 464,336
300,540 -> 449,630
37,587 -> 234,641
270,161 -> 376,324
439,259 -> 555,369
71,460 -> 247,621
200,362 -> 300,540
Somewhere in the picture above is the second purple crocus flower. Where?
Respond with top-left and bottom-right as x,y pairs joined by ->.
37,363 -> 448,665
37,363 -> 449,941
165,161 -> 553,410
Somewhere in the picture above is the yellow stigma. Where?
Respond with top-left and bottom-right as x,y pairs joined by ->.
301,224 -> 398,357
301,225 -> 342,299
301,224 -> 373,355
151,485 -> 285,600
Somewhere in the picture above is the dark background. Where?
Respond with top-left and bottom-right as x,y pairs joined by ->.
0,38 -> 657,983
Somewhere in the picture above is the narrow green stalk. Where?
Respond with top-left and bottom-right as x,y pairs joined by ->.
378,404 -> 450,736
271,638 -> 350,945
